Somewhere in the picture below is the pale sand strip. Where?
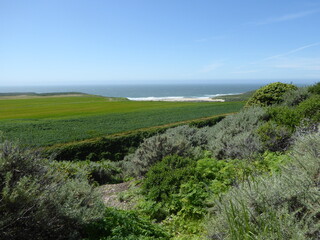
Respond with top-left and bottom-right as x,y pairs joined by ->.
146,98 -> 225,102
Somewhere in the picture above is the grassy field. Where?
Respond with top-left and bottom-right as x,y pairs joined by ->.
0,95 -> 245,146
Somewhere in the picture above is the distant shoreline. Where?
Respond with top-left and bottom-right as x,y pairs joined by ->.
129,97 -> 225,102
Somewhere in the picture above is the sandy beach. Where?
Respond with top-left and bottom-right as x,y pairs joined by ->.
161,98 -> 225,102
130,97 -> 225,102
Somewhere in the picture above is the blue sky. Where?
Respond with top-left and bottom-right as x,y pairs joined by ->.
0,0 -> 320,85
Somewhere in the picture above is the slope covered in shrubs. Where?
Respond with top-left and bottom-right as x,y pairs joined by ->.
0,81 -> 319,240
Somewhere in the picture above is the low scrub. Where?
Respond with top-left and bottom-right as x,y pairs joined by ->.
206,131 -> 320,240
0,141 -> 104,240
122,126 -> 201,177
205,107 -> 267,160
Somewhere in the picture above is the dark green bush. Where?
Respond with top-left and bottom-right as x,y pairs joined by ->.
246,82 -> 297,107
257,121 -> 292,152
84,208 -> 170,240
308,81 -> 320,94
267,106 -> 301,131
141,155 -> 196,220
0,141 -> 104,240
141,155 -> 241,222
297,94 -> 320,123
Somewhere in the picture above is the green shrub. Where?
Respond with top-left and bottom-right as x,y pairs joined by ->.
281,87 -> 311,107
141,156 -> 240,221
141,155 -> 196,220
51,160 -> 122,184
206,131 -> 320,239
84,208 -> 170,240
122,126 -> 199,177
297,94 -> 320,123
195,158 -> 236,195
267,106 -> 301,131
257,121 -> 292,152
0,141 -> 104,240
308,81 -> 320,94
246,82 -> 297,107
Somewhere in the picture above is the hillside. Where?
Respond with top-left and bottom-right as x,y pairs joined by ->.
0,82 -> 319,240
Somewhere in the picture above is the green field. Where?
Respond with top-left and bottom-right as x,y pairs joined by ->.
0,95 -> 244,146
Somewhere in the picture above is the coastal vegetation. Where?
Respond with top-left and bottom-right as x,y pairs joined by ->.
0,82 -> 319,239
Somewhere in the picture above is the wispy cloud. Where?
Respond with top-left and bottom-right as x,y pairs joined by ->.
254,42 -> 320,63
252,9 -> 318,25
274,57 -> 320,71
200,62 -> 224,73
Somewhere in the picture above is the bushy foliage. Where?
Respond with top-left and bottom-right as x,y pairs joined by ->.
267,106 -> 301,131
281,87 -> 311,107
51,160 -> 122,184
297,94 -> 320,123
206,131 -> 320,239
84,208 -> 170,240
122,126 -> 199,176
257,121 -> 292,152
0,141 -> 104,240
205,107 -> 267,160
246,82 -> 297,107
308,81 -> 320,95
141,155 -> 197,220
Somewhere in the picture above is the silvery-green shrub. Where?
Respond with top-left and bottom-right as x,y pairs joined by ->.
205,107 -> 267,160
122,125 -> 199,176
0,141 -> 104,240
206,131 -> 320,240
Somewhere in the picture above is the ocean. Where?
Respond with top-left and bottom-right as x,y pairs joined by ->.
0,84 -> 262,100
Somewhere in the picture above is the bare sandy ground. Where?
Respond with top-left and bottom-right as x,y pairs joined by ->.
152,98 -> 225,102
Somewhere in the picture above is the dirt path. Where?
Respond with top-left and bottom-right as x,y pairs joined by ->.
99,180 -> 138,210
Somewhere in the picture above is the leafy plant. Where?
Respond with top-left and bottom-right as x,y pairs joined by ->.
297,94 -> 320,123
308,81 -> 320,95
84,208 -> 170,240
246,82 -> 297,107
